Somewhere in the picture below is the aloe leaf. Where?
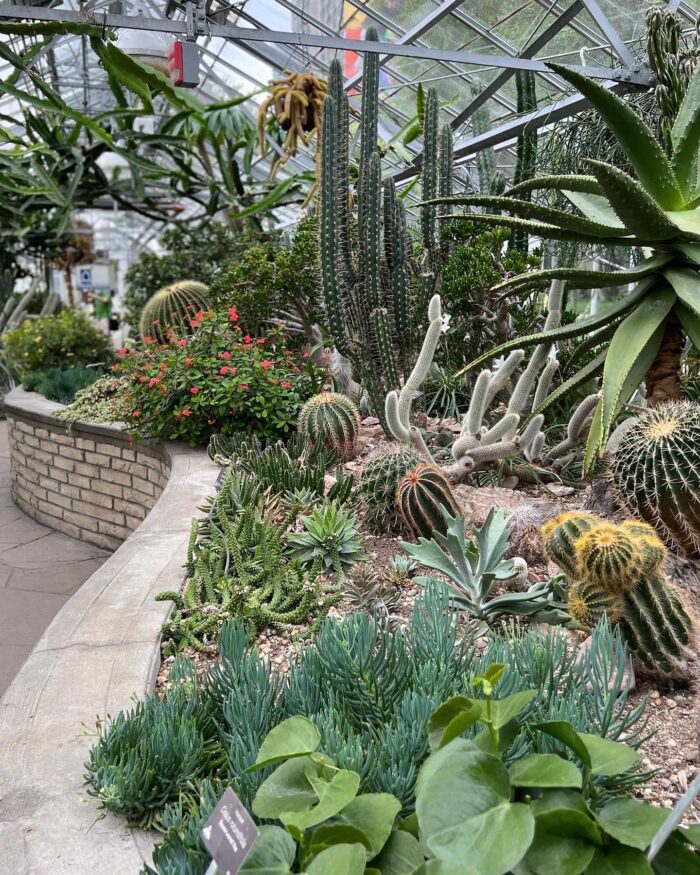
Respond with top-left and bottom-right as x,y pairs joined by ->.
562,190 -> 624,227
490,254 -> 672,295
424,194 -> 628,237
665,208 -> 700,241
583,159 -> 679,241
453,278 -> 656,380
671,65 -> 700,198
506,174 -> 602,198
676,302 -> 700,352
677,243 -> 700,265
567,321 -> 622,367
599,288 -> 676,441
549,63 -> 684,210
663,268 -> 700,320
439,213 -> 644,246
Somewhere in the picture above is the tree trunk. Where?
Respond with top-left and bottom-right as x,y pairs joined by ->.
646,311 -> 685,407
63,265 -> 75,308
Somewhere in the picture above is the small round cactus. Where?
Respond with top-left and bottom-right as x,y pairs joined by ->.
396,464 -> 461,540
567,578 -> 624,630
298,392 -> 360,460
359,446 -> 424,530
139,280 -> 212,343
610,401 -> 700,553
573,522 -> 639,591
541,512 -> 598,577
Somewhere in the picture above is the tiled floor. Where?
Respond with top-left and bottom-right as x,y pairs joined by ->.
0,422 -> 108,695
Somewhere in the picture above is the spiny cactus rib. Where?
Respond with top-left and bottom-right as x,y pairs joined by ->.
610,400 -> 700,553
573,523 -> 640,590
139,281 -> 211,343
620,575 -> 694,680
396,464 -> 461,540
359,447 -> 424,531
422,88 -> 440,251
567,578 -> 625,629
541,512 -> 599,578
298,392 -> 361,460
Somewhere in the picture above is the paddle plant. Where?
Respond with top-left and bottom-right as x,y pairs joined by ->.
425,63 -> 700,469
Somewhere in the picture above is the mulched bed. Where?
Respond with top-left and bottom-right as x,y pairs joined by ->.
156,416 -> 700,816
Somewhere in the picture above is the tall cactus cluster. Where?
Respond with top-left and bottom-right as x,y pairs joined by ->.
139,281 -> 211,343
386,283 -> 599,480
542,512 -> 694,681
319,33 -> 452,431
509,71 -> 538,253
471,87 -> 506,196
646,5 -> 700,152
610,401 -> 700,554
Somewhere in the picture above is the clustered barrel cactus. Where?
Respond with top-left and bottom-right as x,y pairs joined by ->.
358,446 -> 424,530
139,280 -> 211,343
542,512 -> 694,681
610,400 -> 700,553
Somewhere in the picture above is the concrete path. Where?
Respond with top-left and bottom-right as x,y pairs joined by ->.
0,421 -> 108,695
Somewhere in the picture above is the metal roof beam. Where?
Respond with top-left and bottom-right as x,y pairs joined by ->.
0,6 -> 654,84
580,0 -> 636,67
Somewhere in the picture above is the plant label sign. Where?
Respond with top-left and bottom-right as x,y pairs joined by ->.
201,788 -> 259,874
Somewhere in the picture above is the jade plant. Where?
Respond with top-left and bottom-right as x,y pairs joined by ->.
423,62 -> 700,469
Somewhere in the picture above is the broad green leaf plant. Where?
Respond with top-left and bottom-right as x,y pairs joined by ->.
242,668 -> 700,874
425,63 -> 700,470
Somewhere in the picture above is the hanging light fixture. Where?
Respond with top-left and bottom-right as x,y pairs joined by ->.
115,6 -> 171,75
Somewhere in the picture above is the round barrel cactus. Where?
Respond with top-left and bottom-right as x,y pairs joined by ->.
359,446 -> 424,530
396,464 -> 460,540
566,578 -> 624,630
298,392 -> 360,460
541,512 -> 598,578
139,281 -> 212,343
611,401 -> 700,553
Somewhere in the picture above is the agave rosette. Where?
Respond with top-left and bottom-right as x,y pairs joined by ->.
425,63 -> 700,469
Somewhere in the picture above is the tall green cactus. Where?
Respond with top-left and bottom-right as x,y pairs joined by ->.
319,44 -> 451,435
510,70 -> 538,253
472,87 -> 505,195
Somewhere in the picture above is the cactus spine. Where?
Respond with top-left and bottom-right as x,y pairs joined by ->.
139,281 -> 211,343
396,464 -> 461,540
541,513 -> 694,681
610,400 -> 700,554
298,392 -> 360,460
319,50 -> 450,434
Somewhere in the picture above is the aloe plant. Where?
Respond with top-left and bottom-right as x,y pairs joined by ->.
424,63 -> 700,469
400,507 -> 569,625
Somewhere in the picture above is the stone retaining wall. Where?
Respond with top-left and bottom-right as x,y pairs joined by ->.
5,388 -> 170,550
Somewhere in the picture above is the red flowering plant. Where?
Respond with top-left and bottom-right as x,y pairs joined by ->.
115,309 -> 324,446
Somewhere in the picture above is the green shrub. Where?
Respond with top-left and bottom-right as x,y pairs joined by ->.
22,364 -> 102,403
3,310 -> 112,375
87,589 -> 649,862
115,310 -> 324,446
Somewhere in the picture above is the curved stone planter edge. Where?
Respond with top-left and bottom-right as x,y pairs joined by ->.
0,388 -> 218,874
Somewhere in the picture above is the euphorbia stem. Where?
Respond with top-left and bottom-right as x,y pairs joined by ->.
646,311 -> 685,407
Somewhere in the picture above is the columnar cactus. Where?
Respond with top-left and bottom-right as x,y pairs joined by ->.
139,281 -> 211,343
610,400 -> 700,554
359,446 -> 424,530
541,513 -> 694,681
298,392 -> 361,460
396,464 -> 461,540
319,42 -> 451,434
510,70 -> 538,253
